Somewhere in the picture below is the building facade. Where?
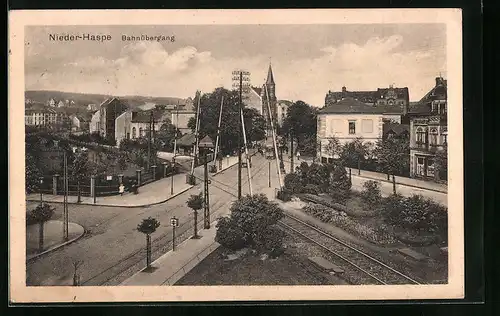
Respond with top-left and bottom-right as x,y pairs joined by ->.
277,100 -> 292,126
25,103 -> 69,128
98,98 -> 128,141
317,97 -> 403,162
90,110 -> 101,134
409,76 -> 447,180
70,114 -> 91,133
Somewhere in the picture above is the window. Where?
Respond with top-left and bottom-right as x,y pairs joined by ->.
132,127 -> 136,138
361,119 -> 373,133
439,103 -> 447,115
139,127 -> 143,137
416,127 -> 426,143
429,128 -> 438,145
348,121 -> 356,134
442,133 -> 447,144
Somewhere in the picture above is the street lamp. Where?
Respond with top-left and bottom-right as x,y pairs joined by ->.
170,216 -> 179,251
198,135 -> 214,229
39,177 -> 44,206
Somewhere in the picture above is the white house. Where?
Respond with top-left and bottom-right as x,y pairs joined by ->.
89,110 -> 101,134
70,114 -> 90,133
48,98 -> 56,107
317,97 -> 403,162
57,100 -> 65,108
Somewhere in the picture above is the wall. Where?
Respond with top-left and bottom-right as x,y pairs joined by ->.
90,111 -> 100,134
171,111 -> 195,131
115,111 -> 132,146
244,89 -> 263,115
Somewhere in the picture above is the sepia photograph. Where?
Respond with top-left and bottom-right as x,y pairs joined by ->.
9,9 -> 463,302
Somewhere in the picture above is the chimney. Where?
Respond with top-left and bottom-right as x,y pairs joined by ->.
342,86 -> 347,93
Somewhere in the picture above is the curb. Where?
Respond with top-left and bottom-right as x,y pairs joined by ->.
351,174 -> 448,194
26,224 -> 86,263
25,156 -> 251,209
27,186 -> 194,209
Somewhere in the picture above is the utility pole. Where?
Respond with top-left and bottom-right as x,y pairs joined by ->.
152,109 -> 155,166
268,160 -> 271,187
171,103 -> 179,195
147,110 -> 152,170
238,72 -> 242,199
290,129 -> 294,174
63,151 -> 69,241
232,69 -> 250,199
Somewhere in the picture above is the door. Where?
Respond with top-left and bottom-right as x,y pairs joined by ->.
416,157 -> 425,176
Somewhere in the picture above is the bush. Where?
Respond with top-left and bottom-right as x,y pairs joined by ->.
383,194 -> 447,238
360,180 -> 382,208
215,194 -> 285,253
284,173 -> 302,193
215,217 -> 247,251
302,203 -> 396,244
26,203 -> 55,226
328,163 -> 351,204
303,184 -> 321,195
255,226 -> 286,257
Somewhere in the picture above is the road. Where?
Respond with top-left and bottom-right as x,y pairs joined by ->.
26,154 -> 279,286
26,152 -> 447,286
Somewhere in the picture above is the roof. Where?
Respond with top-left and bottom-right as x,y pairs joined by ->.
131,110 -> 168,123
319,97 -> 403,115
383,123 -> 409,136
326,86 -> 409,104
99,97 -> 119,108
176,133 -> 196,147
251,87 -> 262,96
266,64 -> 275,85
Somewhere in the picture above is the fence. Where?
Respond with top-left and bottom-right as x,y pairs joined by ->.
36,164 -> 181,198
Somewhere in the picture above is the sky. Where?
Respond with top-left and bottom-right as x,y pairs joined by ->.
25,24 -> 446,106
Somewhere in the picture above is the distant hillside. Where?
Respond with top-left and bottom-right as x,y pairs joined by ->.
25,90 -> 187,110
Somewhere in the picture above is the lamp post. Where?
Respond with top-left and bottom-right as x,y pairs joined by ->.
198,135 -> 214,229
39,177 -> 44,206
170,216 -> 179,251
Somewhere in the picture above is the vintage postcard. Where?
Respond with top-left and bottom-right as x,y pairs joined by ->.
9,9 -> 463,303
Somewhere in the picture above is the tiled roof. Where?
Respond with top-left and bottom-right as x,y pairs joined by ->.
319,97 -> 403,115
131,110 -> 170,123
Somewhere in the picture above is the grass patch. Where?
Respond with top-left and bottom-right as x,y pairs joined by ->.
175,247 -> 328,285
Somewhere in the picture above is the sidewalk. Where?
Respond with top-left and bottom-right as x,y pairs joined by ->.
281,157 -> 447,194
26,155 -> 241,208
121,223 -> 220,286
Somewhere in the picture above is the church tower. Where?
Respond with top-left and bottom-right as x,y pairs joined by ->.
261,63 -> 277,129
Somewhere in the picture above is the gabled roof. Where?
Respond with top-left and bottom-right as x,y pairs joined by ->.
319,97 -> 403,115
251,86 -> 262,96
176,133 -> 196,147
383,123 -> 409,136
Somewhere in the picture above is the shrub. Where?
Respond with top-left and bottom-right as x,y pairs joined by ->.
302,203 -> 396,244
284,173 -> 302,193
215,194 -> 285,253
360,180 -> 382,208
255,226 -> 286,257
328,163 -> 351,204
383,194 -> 447,238
303,184 -> 321,195
215,217 -> 247,250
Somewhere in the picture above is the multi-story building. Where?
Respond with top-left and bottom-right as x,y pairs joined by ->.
69,114 -> 91,133
243,64 -> 278,129
317,97 -> 403,163
89,110 -> 101,134
408,76 -> 447,180
25,103 -> 69,128
115,109 -> 173,146
325,85 -> 410,117
97,97 -> 128,141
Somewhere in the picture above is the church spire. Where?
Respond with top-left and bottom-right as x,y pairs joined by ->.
266,63 -> 275,85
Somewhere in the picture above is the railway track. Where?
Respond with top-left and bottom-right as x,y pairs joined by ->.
280,214 -> 422,285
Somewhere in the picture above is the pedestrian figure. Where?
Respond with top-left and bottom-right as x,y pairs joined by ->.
119,183 -> 124,196
296,151 -> 301,161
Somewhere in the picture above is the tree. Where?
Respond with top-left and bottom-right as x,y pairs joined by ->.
28,203 -> 55,253
340,137 -> 369,174
189,88 -> 267,155
434,145 -> 448,182
69,151 -> 92,203
215,194 -> 285,256
186,193 -> 204,239
324,136 -> 342,160
329,162 -> 352,204
156,121 -> 178,151
373,137 -> 410,192
26,151 -> 42,194
282,101 -> 317,149
137,217 -> 161,270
